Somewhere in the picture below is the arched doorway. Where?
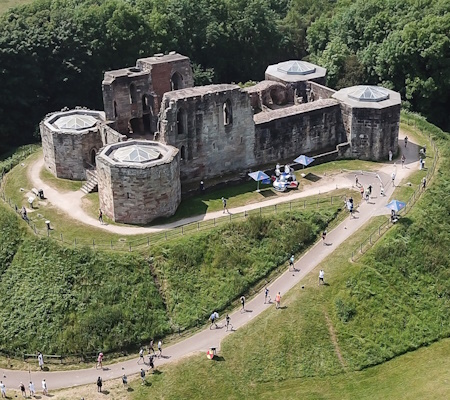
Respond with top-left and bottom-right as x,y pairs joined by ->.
171,72 -> 183,91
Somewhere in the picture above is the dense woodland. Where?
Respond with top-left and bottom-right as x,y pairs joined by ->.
0,0 -> 448,147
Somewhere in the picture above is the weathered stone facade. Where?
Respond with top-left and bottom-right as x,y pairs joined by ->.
333,86 -> 401,160
40,53 -> 401,224
159,84 -> 256,182
40,110 -> 106,180
96,140 -> 181,224
102,53 -> 194,136
253,99 -> 345,164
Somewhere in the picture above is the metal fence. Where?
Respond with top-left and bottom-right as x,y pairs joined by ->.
0,190 -> 350,251
351,120 -> 438,262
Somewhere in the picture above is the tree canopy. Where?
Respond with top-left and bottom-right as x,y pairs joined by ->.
0,0 -> 448,146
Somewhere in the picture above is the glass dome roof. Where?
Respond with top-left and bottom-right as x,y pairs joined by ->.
113,145 -> 160,163
276,61 -> 316,75
348,86 -> 389,102
54,114 -> 98,130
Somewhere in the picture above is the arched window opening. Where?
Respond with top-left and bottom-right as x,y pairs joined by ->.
90,149 -> 97,166
180,145 -> 186,161
130,83 -> 138,104
113,101 -> 118,118
171,72 -> 183,91
142,95 -> 149,111
223,99 -> 233,126
177,108 -> 186,135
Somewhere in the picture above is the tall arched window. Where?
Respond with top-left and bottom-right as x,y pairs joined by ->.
171,72 -> 183,91
130,83 -> 138,104
142,94 -> 149,111
113,101 -> 118,118
180,145 -> 186,161
177,108 -> 186,135
223,99 -> 233,126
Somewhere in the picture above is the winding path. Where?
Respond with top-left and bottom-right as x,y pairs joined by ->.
2,135 -> 421,390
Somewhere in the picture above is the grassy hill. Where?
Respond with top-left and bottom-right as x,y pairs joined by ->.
127,113 -> 449,399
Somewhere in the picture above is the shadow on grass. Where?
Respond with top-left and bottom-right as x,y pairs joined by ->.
127,387 -> 135,392
260,189 -> 277,198
303,173 -> 321,182
152,369 -> 163,375
101,390 -> 110,395
214,356 -> 226,362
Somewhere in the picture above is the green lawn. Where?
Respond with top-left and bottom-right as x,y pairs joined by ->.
129,115 -> 449,399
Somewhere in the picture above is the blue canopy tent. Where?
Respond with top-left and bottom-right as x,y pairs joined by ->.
385,200 -> 406,212
248,171 -> 270,192
294,155 -> 315,169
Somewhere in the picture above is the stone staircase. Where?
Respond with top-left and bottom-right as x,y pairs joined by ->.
81,169 -> 98,194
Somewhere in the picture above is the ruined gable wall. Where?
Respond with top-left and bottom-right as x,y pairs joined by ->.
159,87 -> 256,183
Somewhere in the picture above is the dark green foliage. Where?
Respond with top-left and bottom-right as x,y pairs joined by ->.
308,0 -> 450,130
0,231 -> 170,354
151,209 -> 338,328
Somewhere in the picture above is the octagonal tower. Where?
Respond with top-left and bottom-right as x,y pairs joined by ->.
96,140 -> 181,224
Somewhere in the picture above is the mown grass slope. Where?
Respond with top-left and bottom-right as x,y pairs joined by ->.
151,208 -> 341,328
129,114 -> 449,399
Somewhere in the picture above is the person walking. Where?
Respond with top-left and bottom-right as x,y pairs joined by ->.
122,374 -> 128,387
157,340 -> 162,358
404,136 -> 408,147
148,354 -> 155,372
221,197 -> 228,213
355,175 -> 359,187
388,150 -> 393,161
275,292 -> 281,309
96,352 -> 104,369
98,209 -> 103,224
210,311 -> 218,329
240,295 -> 245,312
319,269 -> 325,285
138,348 -> 144,364
225,314 -> 232,331
289,254 -> 295,270
29,381 -> 35,397
401,154 -> 406,168
37,351 -> 44,371
264,287 -> 270,304
149,339 -> 155,355
360,185 -> 364,198
96,376 -> 102,393
391,172 -> 396,187
422,177 -> 427,189
140,368 -> 146,385
19,382 -> 26,397
0,381 -> 6,398
41,379 -> 48,396
322,230 -> 327,245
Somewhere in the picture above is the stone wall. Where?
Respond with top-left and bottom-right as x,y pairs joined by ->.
253,99 -> 345,165
100,124 -> 127,145
102,70 -> 154,135
340,104 -> 400,160
97,142 -> 181,224
159,85 -> 256,183
40,123 -> 103,180
307,81 -> 336,102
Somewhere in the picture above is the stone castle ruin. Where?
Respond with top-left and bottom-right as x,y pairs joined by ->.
40,52 -> 401,224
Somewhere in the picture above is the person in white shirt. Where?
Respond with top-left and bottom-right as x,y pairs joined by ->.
42,379 -> 48,395
38,352 -> 44,370
0,381 -> 6,398
29,381 -> 35,397
319,270 -> 325,285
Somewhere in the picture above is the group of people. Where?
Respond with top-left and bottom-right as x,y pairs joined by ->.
0,380 -> 42,398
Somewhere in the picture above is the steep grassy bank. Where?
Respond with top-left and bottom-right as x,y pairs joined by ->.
130,115 -> 449,398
